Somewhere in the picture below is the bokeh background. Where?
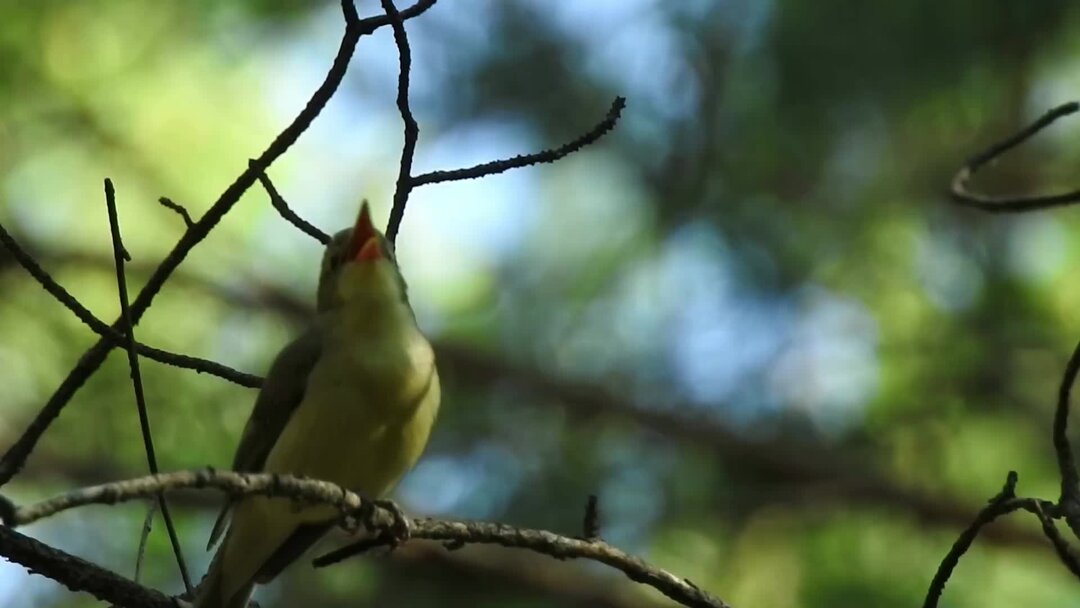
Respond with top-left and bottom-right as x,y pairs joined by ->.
3,0 -> 1080,606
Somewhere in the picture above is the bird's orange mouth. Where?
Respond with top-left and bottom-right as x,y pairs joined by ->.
349,202 -> 383,262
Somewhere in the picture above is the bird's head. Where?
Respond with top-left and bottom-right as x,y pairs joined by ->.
316,201 -> 409,313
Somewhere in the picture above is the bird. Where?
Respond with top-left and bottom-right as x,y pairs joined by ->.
194,201 -> 440,608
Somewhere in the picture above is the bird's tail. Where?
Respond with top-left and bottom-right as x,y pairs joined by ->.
193,534 -> 254,608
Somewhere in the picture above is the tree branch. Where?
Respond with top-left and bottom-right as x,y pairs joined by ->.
951,101 -> 1080,212
0,220 -> 262,388
6,469 -> 731,608
251,161 -> 331,245
381,0 -> 422,245
922,472 -> 1022,608
0,525 -> 176,608
410,96 -> 625,188
104,179 -> 192,592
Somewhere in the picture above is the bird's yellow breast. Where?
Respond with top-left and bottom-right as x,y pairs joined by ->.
218,311 -> 439,592
264,322 -> 440,498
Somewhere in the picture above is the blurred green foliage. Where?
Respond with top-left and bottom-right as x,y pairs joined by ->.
3,0 -> 1080,606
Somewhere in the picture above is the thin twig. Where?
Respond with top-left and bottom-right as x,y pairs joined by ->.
157,197 -> 194,229
583,495 -> 600,540
0,220 -> 261,388
411,97 -> 626,188
251,161 -> 330,244
951,101 -> 1080,212
0,525 -> 175,608
133,501 -> 157,584
381,0 -> 422,245
0,0 -> 438,486
104,179 -> 192,592
923,472 -> 1020,608
7,468 -> 730,608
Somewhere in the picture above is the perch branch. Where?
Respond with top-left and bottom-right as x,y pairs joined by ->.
6,469 -> 731,608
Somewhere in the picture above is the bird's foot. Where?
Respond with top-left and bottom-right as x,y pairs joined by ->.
372,498 -> 411,546
341,498 -> 410,548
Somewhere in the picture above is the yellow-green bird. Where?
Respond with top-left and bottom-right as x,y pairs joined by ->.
195,202 -> 440,608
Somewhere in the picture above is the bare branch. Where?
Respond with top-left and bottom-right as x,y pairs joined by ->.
157,197 -> 195,229
104,179 -> 192,592
1055,339 -> 1080,507
251,161 -> 331,245
411,97 -> 626,188
0,525 -> 175,608
1031,501 -> 1080,579
133,501 -> 157,584
0,221 -> 261,388
7,469 -> 730,608
951,101 -> 1080,212
381,0 -> 423,245
0,0 -> 439,486
582,494 -> 600,541
923,472 -> 1021,608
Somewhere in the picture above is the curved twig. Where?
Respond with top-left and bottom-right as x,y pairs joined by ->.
951,101 -> 1080,212
411,96 -> 626,188
923,472 -> 1023,608
251,161 -> 331,245
382,0 -> 422,245
0,221 -> 261,388
8,469 -> 731,608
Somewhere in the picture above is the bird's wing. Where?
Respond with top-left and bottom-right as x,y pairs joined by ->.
206,322 -> 325,549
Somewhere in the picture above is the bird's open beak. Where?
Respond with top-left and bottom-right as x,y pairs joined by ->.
349,201 -> 383,263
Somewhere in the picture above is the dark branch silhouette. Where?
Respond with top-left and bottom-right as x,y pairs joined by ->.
951,101 -> 1080,211
382,0 -> 421,245
252,161 -> 331,245
411,96 -> 626,188
158,196 -> 195,228
104,178 -> 192,592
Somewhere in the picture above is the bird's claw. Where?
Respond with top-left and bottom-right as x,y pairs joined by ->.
372,498 -> 411,546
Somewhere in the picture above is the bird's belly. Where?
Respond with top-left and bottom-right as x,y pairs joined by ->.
262,349 -> 439,509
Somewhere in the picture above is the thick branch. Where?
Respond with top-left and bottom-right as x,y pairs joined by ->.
8,469 -> 730,608
0,525 -> 175,608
